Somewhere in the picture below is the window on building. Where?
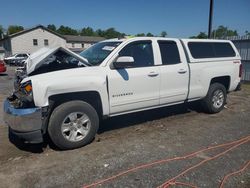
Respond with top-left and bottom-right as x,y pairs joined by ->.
72,43 -> 75,48
44,39 -> 49,46
158,41 -> 181,65
188,42 -> 236,59
119,41 -> 154,67
33,39 -> 38,46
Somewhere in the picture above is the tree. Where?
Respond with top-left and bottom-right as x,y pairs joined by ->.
146,32 -> 154,37
57,25 -> 78,35
7,25 -> 24,35
160,31 -> 167,37
136,33 -> 145,37
80,27 -> 96,36
245,31 -> 250,36
47,24 -> 57,32
0,25 -> 4,39
103,28 -> 124,39
190,32 -> 208,39
96,29 -> 105,37
212,25 -> 238,38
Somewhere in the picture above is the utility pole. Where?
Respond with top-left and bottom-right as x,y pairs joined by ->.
208,0 -> 214,38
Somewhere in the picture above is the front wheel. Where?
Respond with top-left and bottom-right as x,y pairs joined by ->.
48,100 -> 99,150
201,83 -> 227,114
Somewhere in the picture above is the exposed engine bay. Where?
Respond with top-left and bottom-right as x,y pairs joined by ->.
8,47 -> 89,108
29,50 -> 87,76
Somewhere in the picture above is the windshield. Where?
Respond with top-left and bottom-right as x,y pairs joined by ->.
80,41 -> 121,66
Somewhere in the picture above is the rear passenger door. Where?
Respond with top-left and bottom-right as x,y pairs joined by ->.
158,40 -> 189,104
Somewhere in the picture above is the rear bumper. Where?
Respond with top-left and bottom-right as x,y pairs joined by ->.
3,99 -> 43,143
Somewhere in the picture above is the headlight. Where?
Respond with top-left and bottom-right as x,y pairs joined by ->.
20,80 -> 32,95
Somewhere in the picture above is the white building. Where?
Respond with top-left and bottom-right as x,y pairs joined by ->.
0,25 -> 105,56
64,35 -> 105,53
0,47 -> 5,60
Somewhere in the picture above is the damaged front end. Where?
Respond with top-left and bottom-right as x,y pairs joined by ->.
8,67 -> 34,108
4,68 -> 43,143
4,47 -> 90,143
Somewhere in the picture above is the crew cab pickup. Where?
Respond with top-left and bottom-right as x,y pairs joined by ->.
3,37 -> 242,150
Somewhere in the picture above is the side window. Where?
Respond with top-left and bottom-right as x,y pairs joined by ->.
188,42 -> 214,58
213,42 -> 236,57
119,41 -> 154,67
158,41 -> 181,65
44,39 -> 49,46
33,39 -> 38,46
188,42 -> 236,58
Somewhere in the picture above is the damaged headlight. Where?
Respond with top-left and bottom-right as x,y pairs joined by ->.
9,80 -> 34,108
20,80 -> 32,95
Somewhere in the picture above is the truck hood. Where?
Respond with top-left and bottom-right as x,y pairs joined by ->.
25,46 -> 89,75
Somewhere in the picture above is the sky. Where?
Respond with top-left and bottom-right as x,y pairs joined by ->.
1,0 -> 249,38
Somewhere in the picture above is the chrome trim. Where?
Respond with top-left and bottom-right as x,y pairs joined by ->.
3,100 -> 42,132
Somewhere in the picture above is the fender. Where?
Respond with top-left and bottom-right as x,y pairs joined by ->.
22,66 -> 110,116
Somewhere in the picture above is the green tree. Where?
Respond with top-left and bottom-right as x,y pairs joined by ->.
7,25 -> 24,35
212,25 -> 238,38
0,25 -> 4,39
96,29 -> 105,37
245,31 -> 250,36
47,24 -> 57,32
103,28 -> 123,39
80,27 -> 96,36
146,32 -> 154,37
160,31 -> 167,37
190,32 -> 208,39
57,25 -> 78,35
136,33 -> 145,37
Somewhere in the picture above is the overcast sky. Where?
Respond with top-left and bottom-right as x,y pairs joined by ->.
1,0 -> 250,37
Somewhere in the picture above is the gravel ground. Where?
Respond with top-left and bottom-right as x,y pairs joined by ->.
0,66 -> 249,188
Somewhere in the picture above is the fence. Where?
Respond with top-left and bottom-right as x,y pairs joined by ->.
220,36 -> 250,81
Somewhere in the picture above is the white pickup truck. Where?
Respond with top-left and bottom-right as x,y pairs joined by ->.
4,37 -> 242,150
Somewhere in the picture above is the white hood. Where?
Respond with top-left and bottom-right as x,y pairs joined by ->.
25,47 -> 89,75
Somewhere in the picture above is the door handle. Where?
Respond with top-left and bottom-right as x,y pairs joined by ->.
148,72 -> 159,77
178,69 -> 187,74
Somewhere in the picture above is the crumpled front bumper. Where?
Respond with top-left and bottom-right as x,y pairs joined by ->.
3,99 -> 43,143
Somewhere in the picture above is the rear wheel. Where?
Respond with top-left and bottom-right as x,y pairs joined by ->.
201,83 -> 227,114
48,100 -> 99,150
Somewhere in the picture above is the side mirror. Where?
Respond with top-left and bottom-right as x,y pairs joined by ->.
113,56 -> 134,69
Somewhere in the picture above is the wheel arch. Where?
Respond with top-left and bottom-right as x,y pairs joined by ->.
41,91 -> 103,133
210,76 -> 231,91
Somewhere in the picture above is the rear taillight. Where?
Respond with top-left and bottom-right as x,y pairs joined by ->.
239,64 -> 243,78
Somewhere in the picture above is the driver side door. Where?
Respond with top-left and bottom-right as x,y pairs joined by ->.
107,40 -> 160,114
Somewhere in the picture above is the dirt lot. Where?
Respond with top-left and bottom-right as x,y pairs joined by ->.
0,66 -> 249,188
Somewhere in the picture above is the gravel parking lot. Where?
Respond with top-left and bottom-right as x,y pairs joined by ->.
0,66 -> 249,188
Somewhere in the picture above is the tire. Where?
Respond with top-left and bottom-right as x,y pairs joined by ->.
201,83 -> 227,114
48,100 -> 99,150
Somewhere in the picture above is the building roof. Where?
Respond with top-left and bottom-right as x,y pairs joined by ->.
0,25 -> 105,44
0,25 -> 65,42
63,35 -> 105,43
